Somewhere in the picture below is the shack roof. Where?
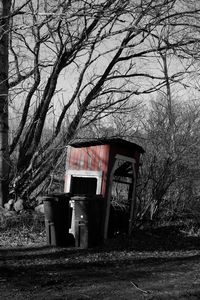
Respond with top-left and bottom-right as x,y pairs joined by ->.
69,138 -> 145,154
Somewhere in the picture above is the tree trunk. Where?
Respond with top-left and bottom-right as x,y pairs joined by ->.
0,0 -> 11,206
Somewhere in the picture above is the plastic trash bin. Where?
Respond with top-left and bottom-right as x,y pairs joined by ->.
71,195 -> 104,248
43,193 -> 72,246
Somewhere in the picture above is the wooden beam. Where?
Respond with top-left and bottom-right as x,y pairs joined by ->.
128,161 -> 136,236
103,158 -> 119,240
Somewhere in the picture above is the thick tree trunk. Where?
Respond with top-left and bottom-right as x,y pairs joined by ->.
0,0 -> 11,206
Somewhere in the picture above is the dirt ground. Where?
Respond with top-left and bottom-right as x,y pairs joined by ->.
1,242 -> 200,300
1,227 -> 200,300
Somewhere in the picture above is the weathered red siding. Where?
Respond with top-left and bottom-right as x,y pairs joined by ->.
66,144 -> 110,196
65,139 -> 144,197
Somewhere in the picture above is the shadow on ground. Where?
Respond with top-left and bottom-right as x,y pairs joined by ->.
0,226 -> 200,299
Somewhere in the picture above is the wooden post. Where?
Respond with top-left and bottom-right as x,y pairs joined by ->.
128,161 -> 136,236
103,158 -> 118,240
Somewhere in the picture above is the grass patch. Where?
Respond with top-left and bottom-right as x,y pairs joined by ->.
0,210 -> 46,247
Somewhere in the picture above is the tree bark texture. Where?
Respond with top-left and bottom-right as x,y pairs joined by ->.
0,0 -> 11,206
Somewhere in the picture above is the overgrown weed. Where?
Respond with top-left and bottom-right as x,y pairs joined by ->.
0,210 -> 46,247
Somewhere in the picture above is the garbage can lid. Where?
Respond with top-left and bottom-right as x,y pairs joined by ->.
70,194 -> 103,201
42,193 -> 71,201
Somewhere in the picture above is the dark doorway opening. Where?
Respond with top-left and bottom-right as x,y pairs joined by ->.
70,177 -> 97,195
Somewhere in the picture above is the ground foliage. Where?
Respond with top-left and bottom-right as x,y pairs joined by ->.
0,211 -> 45,247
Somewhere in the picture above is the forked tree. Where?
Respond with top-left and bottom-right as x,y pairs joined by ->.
1,0 -> 200,205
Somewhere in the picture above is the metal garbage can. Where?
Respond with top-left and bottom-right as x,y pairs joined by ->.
43,193 -> 72,246
71,195 -> 104,248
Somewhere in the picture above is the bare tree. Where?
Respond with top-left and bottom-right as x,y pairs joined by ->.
136,98 -> 200,225
4,0 -> 200,203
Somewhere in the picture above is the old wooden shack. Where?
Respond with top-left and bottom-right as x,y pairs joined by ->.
64,138 -> 144,241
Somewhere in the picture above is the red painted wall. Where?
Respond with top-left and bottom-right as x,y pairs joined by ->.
65,141 -> 143,198
66,145 -> 110,196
